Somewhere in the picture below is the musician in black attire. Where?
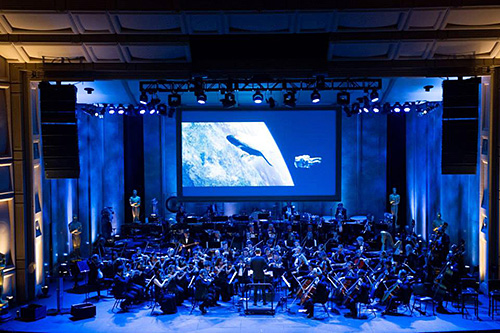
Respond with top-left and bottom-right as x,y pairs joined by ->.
344,270 -> 371,318
382,270 -> 412,315
335,203 -> 347,221
195,269 -> 215,314
303,268 -> 329,318
179,229 -> 196,257
250,248 -> 268,305
113,266 -> 143,311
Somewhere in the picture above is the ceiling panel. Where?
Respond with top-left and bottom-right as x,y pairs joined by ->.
297,12 -> 334,33
113,13 -> 184,33
445,8 -> 500,29
336,10 -> 407,31
226,12 -> 293,33
72,13 -> 114,34
86,44 -> 123,62
432,40 -> 500,59
0,44 -> 22,61
1,13 -> 76,33
121,44 -> 190,62
18,44 -> 89,62
405,9 -> 446,30
186,13 -> 222,34
397,41 -> 433,59
329,42 -> 397,60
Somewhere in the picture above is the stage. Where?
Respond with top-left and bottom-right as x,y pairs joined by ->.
1,280 -> 499,333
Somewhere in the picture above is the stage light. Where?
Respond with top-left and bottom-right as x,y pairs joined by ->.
139,106 -> 147,115
372,103 -> 380,113
139,92 -> 148,105
196,91 -> 207,105
403,102 -> 411,112
157,103 -> 167,116
311,89 -> 321,104
382,102 -> 392,114
393,102 -> 401,113
370,90 -> 379,103
343,105 -> 353,117
221,92 -> 236,108
168,93 -> 181,107
148,104 -> 157,114
108,104 -> 115,115
283,91 -> 296,108
253,90 -> 264,104
337,91 -> 350,105
94,110 -> 99,117
117,104 -> 125,114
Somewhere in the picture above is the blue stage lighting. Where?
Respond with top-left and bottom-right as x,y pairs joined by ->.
403,102 -> 411,112
139,92 -> 148,105
108,105 -> 116,114
393,102 -> 401,113
253,90 -> 264,104
372,104 -> 380,113
311,89 -> 321,104
370,90 -> 379,103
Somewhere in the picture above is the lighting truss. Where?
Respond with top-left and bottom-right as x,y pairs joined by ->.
139,78 -> 382,94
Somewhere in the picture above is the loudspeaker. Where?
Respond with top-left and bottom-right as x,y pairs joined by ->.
39,82 -> 79,179
70,303 -> 96,319
19,304 -> 47,321
442,79 -> 480,174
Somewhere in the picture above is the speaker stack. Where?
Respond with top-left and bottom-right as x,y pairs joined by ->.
442,78 -> 480,174
39,82 -> 79,179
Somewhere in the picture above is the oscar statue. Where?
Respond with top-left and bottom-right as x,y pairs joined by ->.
68,216 -> 83,258
129,189 -> 141,223
389,187 -> 401,230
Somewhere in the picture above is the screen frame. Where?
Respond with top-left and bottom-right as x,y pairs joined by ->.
176,106 -> 342,202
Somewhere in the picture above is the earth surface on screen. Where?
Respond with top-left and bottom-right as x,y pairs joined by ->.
182,122 -> 294,187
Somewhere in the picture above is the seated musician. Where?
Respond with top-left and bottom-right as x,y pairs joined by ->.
354,236 -> 369,253
304,230 -> 317,249
381,269 -> 412,315
344,269 -> 371,318
88,254 -> 105,297
283,224 -> 297,247
333,244 -> 346,264
195,269 -> 215,314
210,230 -> 223,245
246,225 -> 259,244
113,266 -> 143,311
303,268 -> 329,318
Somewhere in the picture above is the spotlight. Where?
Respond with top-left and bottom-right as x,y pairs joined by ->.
337,91 -> 350,105
393,102 -> 401,113
139,106 -> 147,115
253,90 -> 264,104
370,90 -> 379,103
221,92 -> 236,109
139,92 -> 148,105
196,91 -> 207,105
168,93 -> 181,107
311,89 -> 321,104
148,103 -> 157,114
267,97 -> 276,108
157,103 -> 167,116
93,110 -> 99,117
283,91 -> 296,108
372,103 -> 380,113
108,105 -> 116,115
403,102 -> 411,112
116,104 -> 125,115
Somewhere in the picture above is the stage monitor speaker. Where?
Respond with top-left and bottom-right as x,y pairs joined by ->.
39,82 -> 79,179
442,79 -> 479,175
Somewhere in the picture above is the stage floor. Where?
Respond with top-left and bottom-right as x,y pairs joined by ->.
2,281 -> 500,333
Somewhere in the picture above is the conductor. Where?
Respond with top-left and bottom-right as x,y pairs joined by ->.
250,248 -> 268,306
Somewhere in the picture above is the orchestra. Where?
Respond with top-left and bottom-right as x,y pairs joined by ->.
85,205 -> 466,319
